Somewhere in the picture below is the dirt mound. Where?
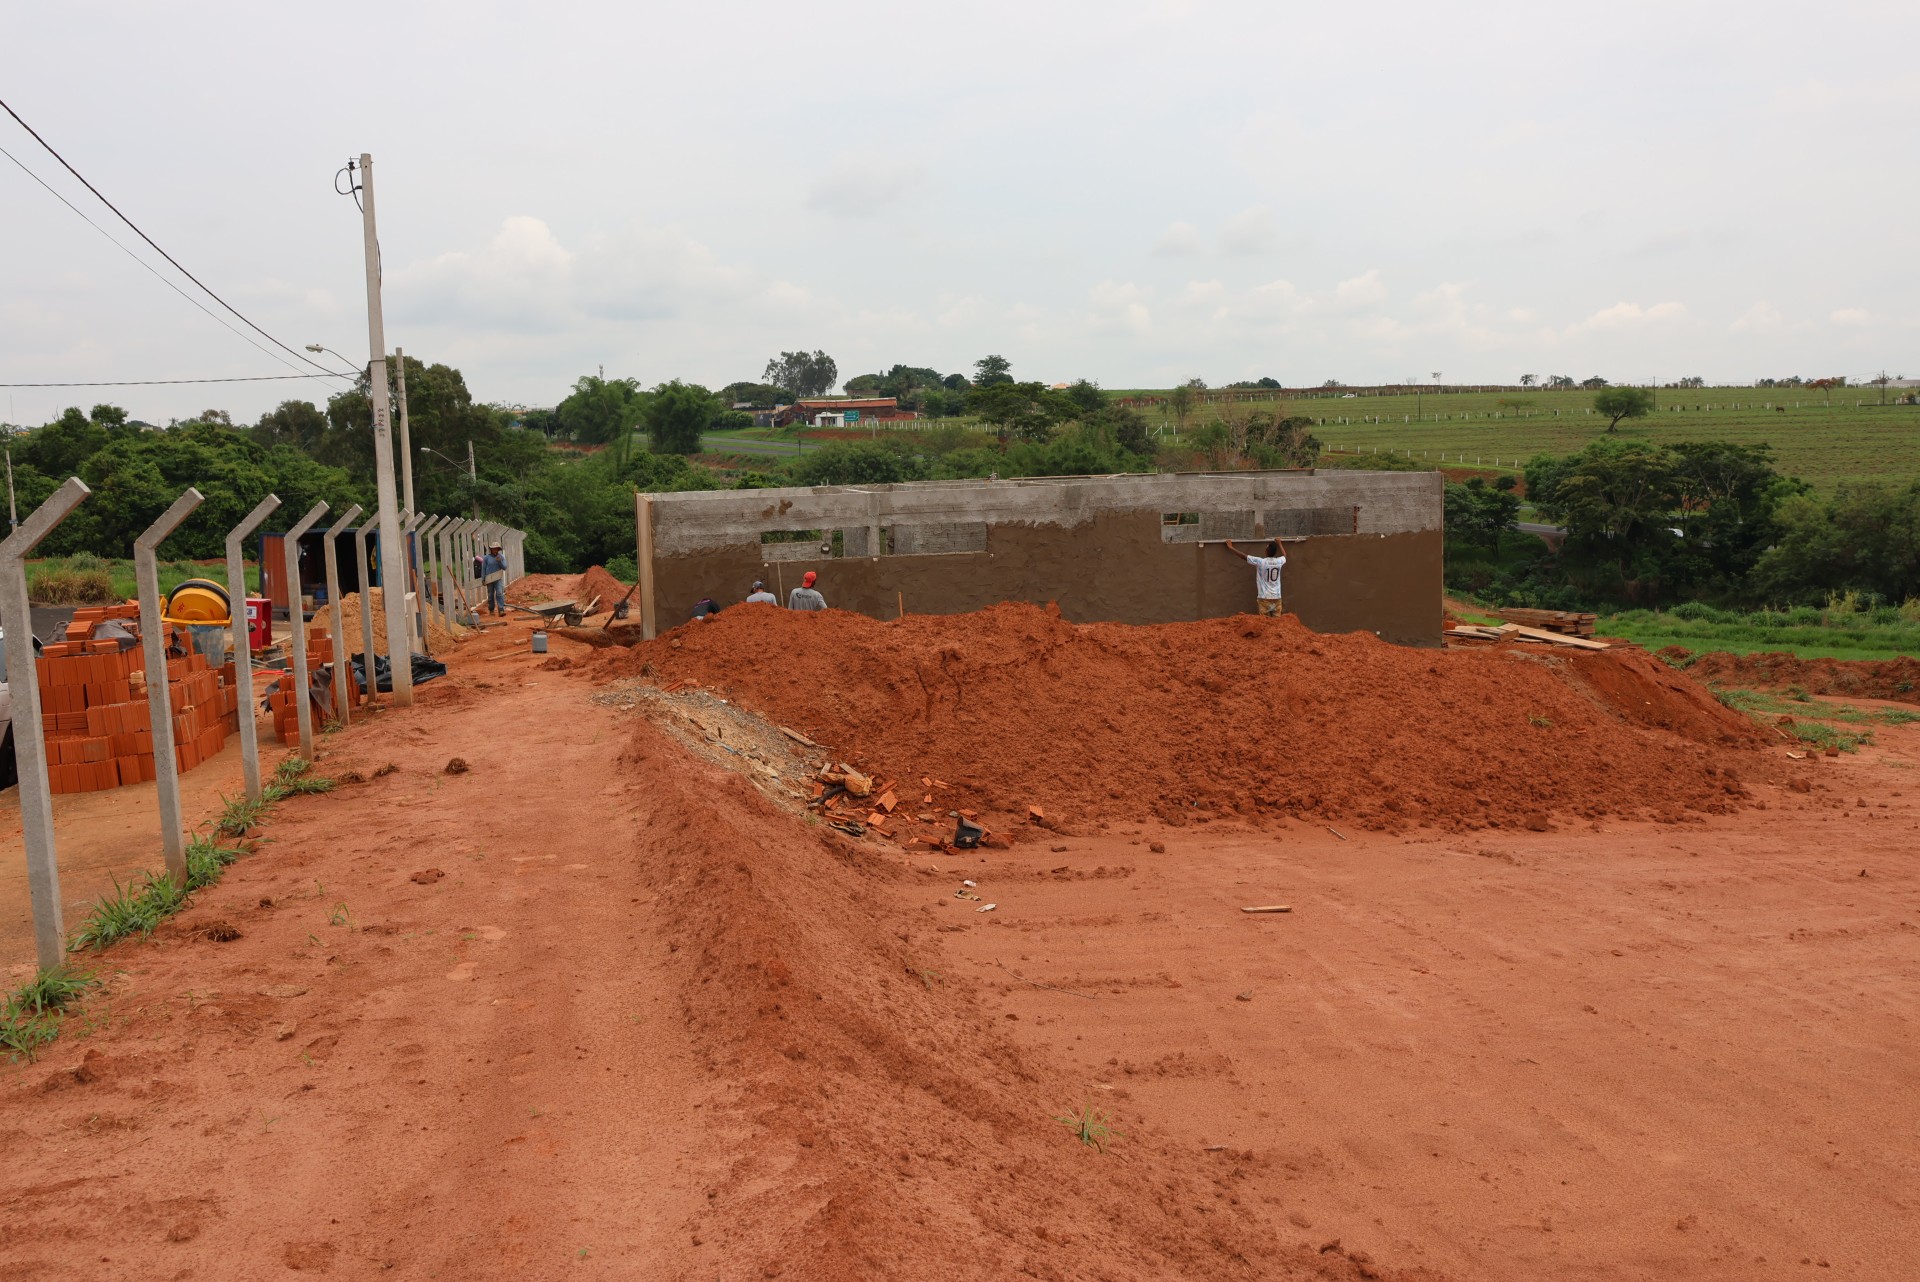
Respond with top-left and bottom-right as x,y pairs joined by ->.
505,572 -> 579,604
610,603 -> 1766,832
623,724 -> 1442,1281
1665,649 -> 1920,706
576,564 -> 630,613
311,586 -> 461,652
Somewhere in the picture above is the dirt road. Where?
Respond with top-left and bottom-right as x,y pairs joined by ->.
3,613 -> 1915,1280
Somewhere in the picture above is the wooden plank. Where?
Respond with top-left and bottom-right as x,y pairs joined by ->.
1506,623 -> 1610,650
1240,905 -> 1292,914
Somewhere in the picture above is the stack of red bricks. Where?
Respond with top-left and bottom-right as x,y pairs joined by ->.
37,605 -> 245,794
270,633 -> 345,743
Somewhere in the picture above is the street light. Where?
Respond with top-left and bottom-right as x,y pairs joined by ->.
304,343 -> 361,374
419,444 -> 479,519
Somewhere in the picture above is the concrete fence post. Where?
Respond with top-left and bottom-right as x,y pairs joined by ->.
321,504 -> 363,728
135,487 -> 206,884
416,515 -> 445,637
406,510 -> 431,651
282,501 -> 330,760
352,520 -> 376,704
0,477 -> 91,969
225,494 -> 281,804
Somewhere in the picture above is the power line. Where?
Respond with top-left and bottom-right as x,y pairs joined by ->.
0,141 -> 351,382
1,374 -> 351,388
0,94 -> 351,381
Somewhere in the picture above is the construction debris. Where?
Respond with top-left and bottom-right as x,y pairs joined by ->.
1446,622 -> 1611,650
1495,608 -> 1598,638
1240,905 -> 1292,914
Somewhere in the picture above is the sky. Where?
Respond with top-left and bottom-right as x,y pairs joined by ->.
2,0 -> 1915,426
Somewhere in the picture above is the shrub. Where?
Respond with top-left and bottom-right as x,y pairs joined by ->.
29,567 -> 115,605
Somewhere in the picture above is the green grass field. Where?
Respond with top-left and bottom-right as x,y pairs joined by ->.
26,557 -> 258,606
1118,386 -> 1920,493
1598,605 -> 1920,661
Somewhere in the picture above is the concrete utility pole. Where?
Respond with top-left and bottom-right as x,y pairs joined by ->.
355,153 -> 414,705
396,347 -> 415,514
466,439 -> 479,518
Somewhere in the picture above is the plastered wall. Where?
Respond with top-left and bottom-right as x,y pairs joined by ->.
641,471 -> 1443,645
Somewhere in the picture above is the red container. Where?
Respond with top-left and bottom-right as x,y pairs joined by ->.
246,596 -> 272,651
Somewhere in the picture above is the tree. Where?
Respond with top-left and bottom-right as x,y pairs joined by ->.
1526,437 -> 1678,570
557,374 -> 646,450
763,350 -> 837,399
1593,385 -> 1655,432
717,381 -> 784,408
1519,374 -> 1537,387
1676,376 -> 1706,389
1444,476 -> 1521,552
787,440 -> 931,487
1168,383 -> 1198,431
253,400 -> 329,453
1756,482 -> 1920,605
1061,379 -> 1105,417
973,354 -> 1013,387
967,381 -> 1065,442
1547,375 -> 1575,389
1581,375 -> 1611,390
645,381 -> 718,455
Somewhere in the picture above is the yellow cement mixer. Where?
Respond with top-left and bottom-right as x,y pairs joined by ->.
164,578 -> 232,626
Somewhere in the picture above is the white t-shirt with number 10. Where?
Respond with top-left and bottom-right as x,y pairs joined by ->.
1245,554 -> 1286,600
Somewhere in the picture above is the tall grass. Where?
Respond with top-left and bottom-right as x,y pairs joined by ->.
25,556 -> 260,606
1605,601 -> 1920,661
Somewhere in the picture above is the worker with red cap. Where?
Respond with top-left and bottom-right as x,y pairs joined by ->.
786,569 -> 827,612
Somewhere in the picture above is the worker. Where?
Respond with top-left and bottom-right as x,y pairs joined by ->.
690,597 -> 723,622
1218,537 -> 1291,616
482,542 -> 508,616
787,570 -> 827,611
744,580 -> 777,605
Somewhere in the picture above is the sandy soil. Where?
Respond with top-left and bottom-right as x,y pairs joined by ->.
3,608 -> 1916,1280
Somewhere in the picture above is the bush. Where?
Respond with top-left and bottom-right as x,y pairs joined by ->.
29,567 -> 114,604
605,554 -> 638,582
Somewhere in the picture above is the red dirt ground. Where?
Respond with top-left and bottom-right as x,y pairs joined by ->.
1663,649 -> 1920,706
608,603 -> 1768,833
5,604 -> 1915,1280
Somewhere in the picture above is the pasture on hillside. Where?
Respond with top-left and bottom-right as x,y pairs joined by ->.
1113,386 -> 1920,492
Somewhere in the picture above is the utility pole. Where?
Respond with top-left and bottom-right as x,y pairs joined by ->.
355,153 -> 414,705
395,346 -> 415,513
466,439 -> 479,518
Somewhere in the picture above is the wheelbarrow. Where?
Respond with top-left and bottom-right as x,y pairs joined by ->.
513,598 -> 586,628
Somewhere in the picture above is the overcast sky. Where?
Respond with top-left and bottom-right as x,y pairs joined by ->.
3,0 -> 1914,425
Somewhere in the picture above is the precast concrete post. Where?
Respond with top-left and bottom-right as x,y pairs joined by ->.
0,478 -> 91,969
135,487 -> 205,884
353,521 -> 375,704
414,515 -> 443,636
404,510 -> 429,652
321,504 -> 363,727
224,494 -> 280,803
282,501 -> 329,760
439,519 -> 462,629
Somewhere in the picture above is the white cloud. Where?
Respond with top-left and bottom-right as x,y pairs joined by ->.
804,156 -> 927,218
1566,300 -> 1688,335
1152,221 -> 1204,256
1830,307 -> 1871,327
1087,280 -> 1153,336
1730,301 -> 1783,333
1328,269 -> 1388,312
1218,206 -> 1276,256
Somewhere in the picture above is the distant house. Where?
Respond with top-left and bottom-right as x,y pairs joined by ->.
772,398 -> 919,429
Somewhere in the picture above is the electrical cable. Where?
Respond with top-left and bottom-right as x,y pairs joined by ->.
1,374 -> 352,388
0,141 -> 350,382
0,94 -> 352,380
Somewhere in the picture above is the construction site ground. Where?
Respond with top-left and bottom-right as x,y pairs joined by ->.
3,585 -> 1916,1281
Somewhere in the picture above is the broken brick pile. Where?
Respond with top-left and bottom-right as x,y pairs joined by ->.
36,605 -> 243,794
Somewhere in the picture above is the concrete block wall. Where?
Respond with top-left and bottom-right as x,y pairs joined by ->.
640,470 -> 1443,645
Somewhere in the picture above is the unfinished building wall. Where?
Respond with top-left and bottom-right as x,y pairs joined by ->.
639,471 -> 1443,645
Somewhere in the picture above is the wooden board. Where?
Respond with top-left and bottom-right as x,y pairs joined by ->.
1505,623 -> 1610,650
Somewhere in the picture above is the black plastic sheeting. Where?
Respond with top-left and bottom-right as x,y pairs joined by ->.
349,652 -> 447,694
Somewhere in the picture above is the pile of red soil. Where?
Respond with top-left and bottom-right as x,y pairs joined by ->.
628,731 -> 1438,1280
1664,648 -> 1920,707
611,603 -> 1766,832
576,564 -> 630,612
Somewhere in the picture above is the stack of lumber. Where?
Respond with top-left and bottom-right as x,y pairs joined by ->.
1445,621 -> 1609,651
1494,608 -> 1597,637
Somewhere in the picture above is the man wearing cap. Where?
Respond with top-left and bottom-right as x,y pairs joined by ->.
786,570 -> 827,611
482,542 -> 508,616
745,580 -> 777,605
